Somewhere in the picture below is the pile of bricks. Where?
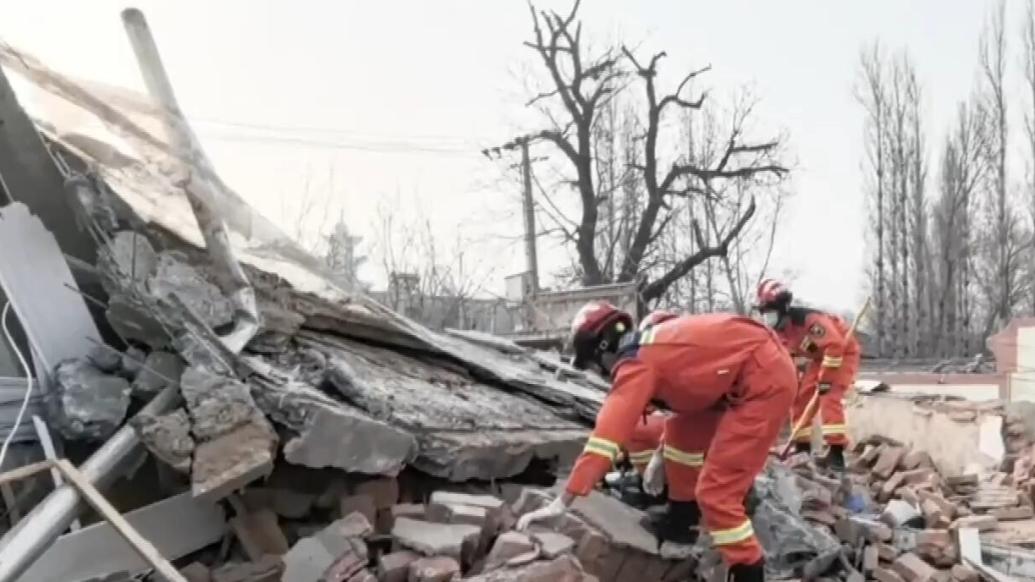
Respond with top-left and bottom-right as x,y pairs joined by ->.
787,434 -> 1035,582
173,467 -> 676,582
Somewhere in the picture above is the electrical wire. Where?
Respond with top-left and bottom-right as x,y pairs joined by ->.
0,301 -> 33,470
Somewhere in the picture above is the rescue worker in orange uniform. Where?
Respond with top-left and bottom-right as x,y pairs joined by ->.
517,302 -> 797,582
755,279 -> 861,471
623,310 -> 679,475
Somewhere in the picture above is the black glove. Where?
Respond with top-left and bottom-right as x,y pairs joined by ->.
817,382 -> 832,394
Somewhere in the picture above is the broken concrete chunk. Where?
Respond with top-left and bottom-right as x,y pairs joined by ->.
147,251 -> 234,329
86,344 -> 122,373
485,531 -> 535,570
99,230 -> 158,288
132,350 -> 185,397
429,491 -> 505,513
892,552 -> 937,582
377,550 -> 419,582
253,380 -> 417,474
230,508 -> 289,561
391,517 -> 480,562
120,346 -> 147,380
130,407 -> 194,473
282,522 -> 367,582
427,502 -> 488,528
407,556 -> 460,582
192,422 -> 277,501
532,531 -> 575,559
181,366 -> 261,441
48,357 -> 131,441
462,555 -> 588,582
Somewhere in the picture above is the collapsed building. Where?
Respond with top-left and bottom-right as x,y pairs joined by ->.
0,9 -> 1034,582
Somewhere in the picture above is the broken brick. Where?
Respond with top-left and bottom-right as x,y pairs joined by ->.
408,556 -> 460,582
863,546 -> 879,573
915,529 -> 957,567
354,477 -> 399,510
921,499 -> 950,529
339,494 -> 377,525
990,505 -> 1034,521
946,474 -> 978,489
532,531 -> 575,559
892,552 -> 937,582
379,503 -> 425,534
873,447 -> 907,479
950,564 -> 979,582
881,473 -> 908,502
950,515 -> 997,532
229,508 -> 289,561
877,543 -> 900,562
901,450 -> 935,470
875,567 -> 907,582
377,550 -> 419,582
485,531 -> 535,569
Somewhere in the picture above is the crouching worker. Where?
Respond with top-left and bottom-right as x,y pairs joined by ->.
516,302 -> 797,582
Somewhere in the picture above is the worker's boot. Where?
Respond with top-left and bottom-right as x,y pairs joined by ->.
728,560 -> 766,582
824,444 -> 846,472
656,500 -> 701,545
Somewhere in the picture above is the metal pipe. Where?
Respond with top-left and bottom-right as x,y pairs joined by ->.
0,385 -> 178,582
121,8 -> 259,355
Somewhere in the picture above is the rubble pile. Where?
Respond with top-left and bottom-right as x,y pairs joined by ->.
783,428 -> 1035,582
166,468 -> 683,582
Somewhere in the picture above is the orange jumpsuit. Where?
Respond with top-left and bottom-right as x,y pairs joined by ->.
625,412 -> 666,472
776,308 -> 861,447
566,314 -> 797,566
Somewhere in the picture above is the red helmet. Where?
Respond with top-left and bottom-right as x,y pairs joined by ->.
569,301 -> 633,369
638,309 -> 678,332
756,279 -> 792,310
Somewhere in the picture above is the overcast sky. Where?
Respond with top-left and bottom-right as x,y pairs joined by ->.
0,0 -> 1015,311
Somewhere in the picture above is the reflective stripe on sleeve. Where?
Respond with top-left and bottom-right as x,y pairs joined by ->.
583,436 -> 620,461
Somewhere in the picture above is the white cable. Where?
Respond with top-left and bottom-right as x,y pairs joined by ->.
0,301 -> 34,470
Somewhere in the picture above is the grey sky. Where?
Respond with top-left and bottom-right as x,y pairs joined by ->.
0,1 -> 1009,310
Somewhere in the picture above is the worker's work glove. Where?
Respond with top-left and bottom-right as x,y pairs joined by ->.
642,447 -> 666,497
817,382 -> 832,395
516,496 -> 567,531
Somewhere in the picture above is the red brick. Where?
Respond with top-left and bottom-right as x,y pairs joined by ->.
873,447 -> 907,479
901,450 -> 935,470
892,552 -> 937,582
229,509 -> 289,561
339,494 -> 377,525
875,567 -> 907,582
950,564 -> 979,582
377,551 -> 419,582
354,477 -> 399,510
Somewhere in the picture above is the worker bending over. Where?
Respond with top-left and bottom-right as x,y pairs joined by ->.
517,302 -> 797,582
755,279 -> 861,470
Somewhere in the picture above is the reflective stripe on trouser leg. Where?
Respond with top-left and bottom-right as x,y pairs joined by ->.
696,340 -> 796,566
664,410 -> 720,502
790,366 -> 820,443
819,381 -> 850,446
627,449 -> 655,474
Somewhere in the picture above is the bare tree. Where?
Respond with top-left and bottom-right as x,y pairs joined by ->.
858,43 -> 889,356
1023,0 -> 1035,313
518,1 -> 789,304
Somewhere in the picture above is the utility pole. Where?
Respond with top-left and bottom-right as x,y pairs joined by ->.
518,137 -> 539,294
482,135 -> 540,295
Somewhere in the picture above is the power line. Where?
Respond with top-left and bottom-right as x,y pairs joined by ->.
198,130 -> 483,156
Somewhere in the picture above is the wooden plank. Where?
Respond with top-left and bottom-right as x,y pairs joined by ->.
0,460 -> 53,487
53,459 -> 188,582
17,491 -> 226,582
0,203 -> 101,379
